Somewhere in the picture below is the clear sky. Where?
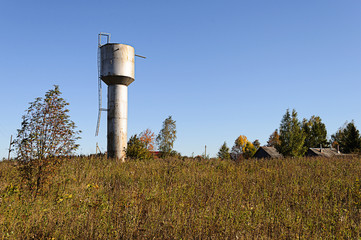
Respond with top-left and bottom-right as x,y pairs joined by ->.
1,0 -> 361,159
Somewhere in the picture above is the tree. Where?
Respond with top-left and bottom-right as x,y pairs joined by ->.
276,109 -> 306,157
302,116 -> 328,148
13,85 -> 81,196
331,128 -> 343,149
342,122 -> 361,153
243,142 -> 256,159
139,128 -> 155,151
331,122 -> 347,150
231,135 -> 256,160
14,85 -> 81,160
126,135 -> 152,160
252,139 -> 261,150
156,116 -> 177,158
230,145 -> 242,161
331,121 -> 361,153
231,135 -> 247,160
217,142 -> 230,160
267,129 -> 280,147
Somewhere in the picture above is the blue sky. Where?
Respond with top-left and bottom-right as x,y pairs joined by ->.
1,0 -> 361,159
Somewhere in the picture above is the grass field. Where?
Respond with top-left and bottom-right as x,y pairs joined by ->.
1,156 -> 361,239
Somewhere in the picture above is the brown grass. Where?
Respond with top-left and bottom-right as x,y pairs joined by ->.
1,156 -> 361,239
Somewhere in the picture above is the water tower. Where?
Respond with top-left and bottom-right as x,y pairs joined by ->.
96,33 -> 143,161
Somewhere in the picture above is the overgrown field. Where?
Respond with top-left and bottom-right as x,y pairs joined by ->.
1,156 -> 361,239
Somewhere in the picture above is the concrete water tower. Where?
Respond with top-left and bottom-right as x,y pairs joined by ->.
96,33 -> 143,161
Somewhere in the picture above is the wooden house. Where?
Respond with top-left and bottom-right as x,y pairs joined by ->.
305,147 -> 344,158
253,146 -> 282,159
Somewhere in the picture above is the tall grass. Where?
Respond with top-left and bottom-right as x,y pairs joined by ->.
1,156 -> 361,239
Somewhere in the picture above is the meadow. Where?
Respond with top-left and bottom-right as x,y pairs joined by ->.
1,156 -> 361,239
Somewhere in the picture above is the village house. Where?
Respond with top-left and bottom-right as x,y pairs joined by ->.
305,147 -> 344,158
253,146 -> 283,159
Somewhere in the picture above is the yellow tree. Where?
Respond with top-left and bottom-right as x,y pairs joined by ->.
235,135 -> 249,152
243,142 -> 256,159
231,135 -> 256,160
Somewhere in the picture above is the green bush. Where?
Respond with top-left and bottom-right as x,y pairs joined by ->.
126,135 -> 152,160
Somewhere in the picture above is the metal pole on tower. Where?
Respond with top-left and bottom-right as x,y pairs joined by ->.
8,135 -> 12,161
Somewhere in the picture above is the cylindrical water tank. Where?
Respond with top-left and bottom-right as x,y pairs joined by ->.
100,43 -> 135,86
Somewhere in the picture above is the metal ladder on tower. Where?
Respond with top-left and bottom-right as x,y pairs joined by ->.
95,32 -> 111,136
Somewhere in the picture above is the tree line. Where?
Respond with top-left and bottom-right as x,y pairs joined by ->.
12,86 -> 361,166
218,109 -> 361,160
11,87 -> 361,197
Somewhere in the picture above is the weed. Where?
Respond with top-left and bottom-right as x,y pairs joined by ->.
0,156 -> 361,239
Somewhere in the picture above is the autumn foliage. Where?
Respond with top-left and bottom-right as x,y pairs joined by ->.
139,128 -> 155,151
231,135 -> 256,160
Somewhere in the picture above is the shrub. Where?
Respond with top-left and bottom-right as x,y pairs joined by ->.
12,86 -> 80,198
126,135 -> 152,160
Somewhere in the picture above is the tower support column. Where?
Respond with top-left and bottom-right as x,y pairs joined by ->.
107,84 -> 128,161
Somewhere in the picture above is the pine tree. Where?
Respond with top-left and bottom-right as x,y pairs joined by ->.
276,109 -> 306,157
126,135 -> 152,160
217,142 -> 230,160
331,121 -> 361,153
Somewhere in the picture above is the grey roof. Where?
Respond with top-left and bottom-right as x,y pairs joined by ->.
307,148 -> 343,158
255,146 -> 283,158
262,147 -> 283,158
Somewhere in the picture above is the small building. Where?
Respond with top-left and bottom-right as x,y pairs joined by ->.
253,146 -> 283,159
149,151 -> 161,158
305,147 -> 343,158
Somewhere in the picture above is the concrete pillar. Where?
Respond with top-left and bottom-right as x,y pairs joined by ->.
107,84 -> 128,161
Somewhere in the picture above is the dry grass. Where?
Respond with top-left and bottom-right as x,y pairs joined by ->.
1,156 -> 361,239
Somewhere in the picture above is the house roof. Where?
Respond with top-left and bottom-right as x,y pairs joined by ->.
255,146 -> 283,158
307,148 -> 343,158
